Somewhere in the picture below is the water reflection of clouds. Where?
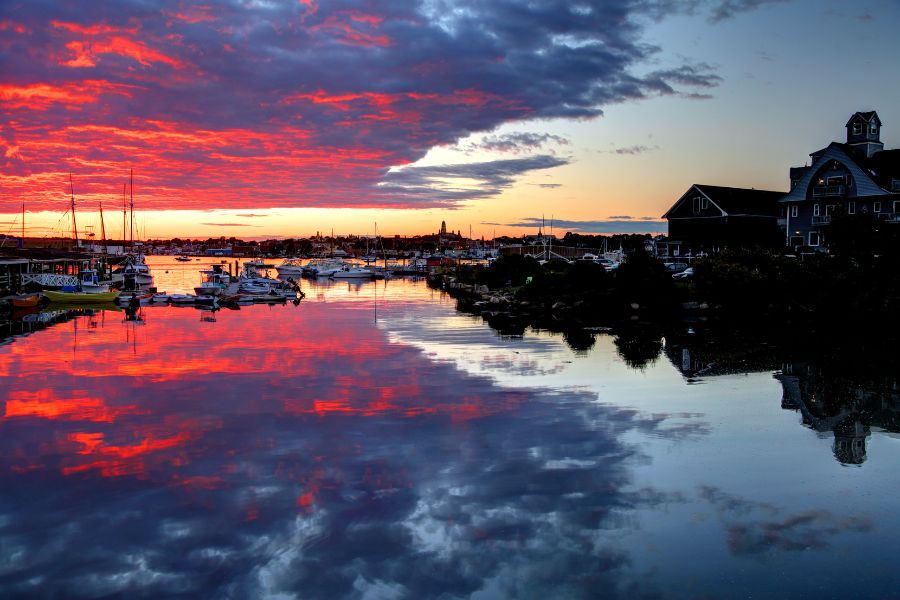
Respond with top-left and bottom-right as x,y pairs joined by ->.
699,486 -> 874,557
0,301 -> 703,598
378,303 -> 574,385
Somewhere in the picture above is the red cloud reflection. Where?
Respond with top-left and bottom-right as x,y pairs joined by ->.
0,292 -> 524,492
4,390 -> 144,423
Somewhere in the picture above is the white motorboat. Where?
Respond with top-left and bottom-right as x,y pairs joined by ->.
112,255 -> 153,286
275,258 -> 305,276
175,255 -> 192,262
302,258 -> 347,278
238,282 -> 272,295
194,265 -> 230,296
331,266 -> 375,279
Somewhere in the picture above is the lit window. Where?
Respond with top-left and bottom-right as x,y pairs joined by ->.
848,201 -> 856,214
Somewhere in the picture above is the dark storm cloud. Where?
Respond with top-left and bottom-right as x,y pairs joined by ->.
0,0 -> 751,211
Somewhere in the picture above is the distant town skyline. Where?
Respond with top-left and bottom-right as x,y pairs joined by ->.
2,0 -> 899,239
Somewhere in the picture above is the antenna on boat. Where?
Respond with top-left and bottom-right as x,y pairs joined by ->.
70,173 -> 78,247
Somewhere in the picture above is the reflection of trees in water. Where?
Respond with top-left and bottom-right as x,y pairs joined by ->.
613,325 -> 663,370
562,328 -> 596,353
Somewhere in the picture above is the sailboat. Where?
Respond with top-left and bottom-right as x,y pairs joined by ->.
111,170 -> 153,287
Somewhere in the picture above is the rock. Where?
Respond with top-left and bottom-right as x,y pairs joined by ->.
552,301 -> 567,311
630,302 -> 640,310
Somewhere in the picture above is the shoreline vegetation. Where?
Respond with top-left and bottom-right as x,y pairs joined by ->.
427,218 -> 900,375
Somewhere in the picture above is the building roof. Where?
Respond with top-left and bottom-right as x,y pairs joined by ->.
662,184 -> 785,219
782,142 -> 895,202
846,111 -> 881,126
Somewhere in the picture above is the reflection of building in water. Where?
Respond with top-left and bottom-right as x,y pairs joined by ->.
663,338 -> 779,378
776,362 -> 900,465
833,420 -> 869,465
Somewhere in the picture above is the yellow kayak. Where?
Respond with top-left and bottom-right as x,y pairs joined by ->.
43,290 -> 121,303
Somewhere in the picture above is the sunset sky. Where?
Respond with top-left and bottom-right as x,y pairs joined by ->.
2,0 -> 898,240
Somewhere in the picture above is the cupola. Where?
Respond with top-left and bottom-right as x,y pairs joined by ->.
845,111 -> 883,157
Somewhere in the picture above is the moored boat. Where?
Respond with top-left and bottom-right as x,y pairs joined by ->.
194,265 -> 230,296
10,294 -> 41,308
79,269 -> 112,293
275,258 -> 305,276
331,266 -> 376,279
45,290 -> 120,303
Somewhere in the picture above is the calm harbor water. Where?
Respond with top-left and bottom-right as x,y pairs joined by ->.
1,257 -> 898,599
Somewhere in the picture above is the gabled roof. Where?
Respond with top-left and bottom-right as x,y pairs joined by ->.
782,142 -> 889,202
846,111 -> 881,127
663,184 -> 785,219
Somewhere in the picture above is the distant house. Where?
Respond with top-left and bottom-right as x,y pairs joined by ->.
780,111 -> 900,249
661,184 -> 785,256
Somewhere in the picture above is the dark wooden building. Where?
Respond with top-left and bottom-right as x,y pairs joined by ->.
661,184 -> 785,257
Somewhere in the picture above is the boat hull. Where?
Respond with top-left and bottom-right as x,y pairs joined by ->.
44,290 -> 120,303
194,286 -> 224,296
10,294 -> 41,308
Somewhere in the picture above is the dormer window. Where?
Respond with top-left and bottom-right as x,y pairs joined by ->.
869,124 -> 878,134
853,123 -> 862,135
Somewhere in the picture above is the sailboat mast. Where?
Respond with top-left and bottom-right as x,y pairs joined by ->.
69,173 -> 78,247
21,203 -> 24,247
99,202 -> 108,254
122,183 -> 127,251
129,169 -> 134,247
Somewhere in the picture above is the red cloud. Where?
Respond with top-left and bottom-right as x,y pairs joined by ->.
0,80 -> 134,109
308,13 -> 391,47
